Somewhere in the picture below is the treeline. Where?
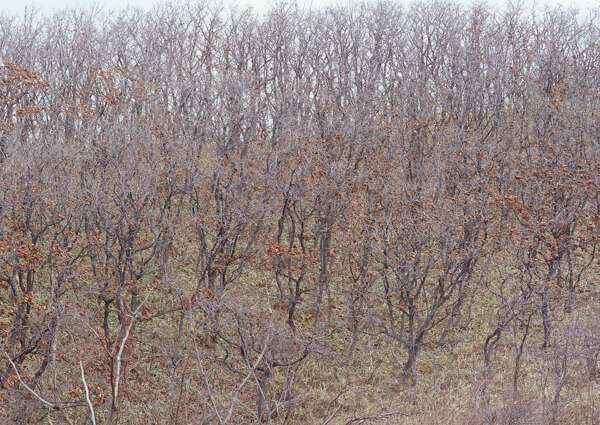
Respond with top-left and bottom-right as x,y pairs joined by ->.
1,1 -> 600,423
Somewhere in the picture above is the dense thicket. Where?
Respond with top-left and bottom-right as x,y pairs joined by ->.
1,2 -> 600,424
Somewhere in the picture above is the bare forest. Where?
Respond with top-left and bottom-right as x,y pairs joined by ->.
2,1 -> 600,423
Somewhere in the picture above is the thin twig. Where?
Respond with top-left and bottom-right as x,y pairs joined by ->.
113,292 -> 150,405
80,360 -> 97,425
228,334 -> 270,424
5,352 -> 55,409
84,320 -> 112,357
194,334 -> 270,425
322,406 -> 342,425
322,383 -> 350,425
4,352 -> 74,425
197,354 -> 224,424
345,409 -> 409,424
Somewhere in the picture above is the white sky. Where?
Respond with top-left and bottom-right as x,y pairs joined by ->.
0,0 -> 599,16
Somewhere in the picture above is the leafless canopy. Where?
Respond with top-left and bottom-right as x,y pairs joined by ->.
1,1 -> 600,424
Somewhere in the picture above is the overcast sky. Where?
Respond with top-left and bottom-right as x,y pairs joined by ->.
1,0 -> 599,17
